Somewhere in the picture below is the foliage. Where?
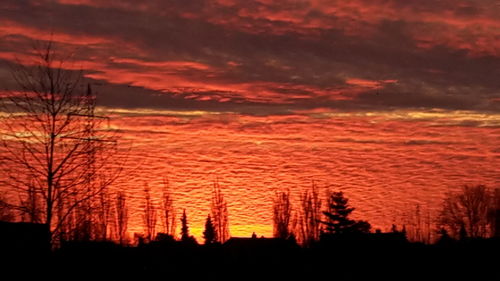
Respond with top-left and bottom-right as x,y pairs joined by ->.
180,209 -> 190,241
321,191 -> 371,235
203,215 -> 216,245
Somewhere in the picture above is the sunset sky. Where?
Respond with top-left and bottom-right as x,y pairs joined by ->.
1,0 -> 499,239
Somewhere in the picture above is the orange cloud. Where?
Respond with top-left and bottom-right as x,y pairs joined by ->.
0,20 -> 110,46
346,79 -> 397,89
110,57 -> 211,71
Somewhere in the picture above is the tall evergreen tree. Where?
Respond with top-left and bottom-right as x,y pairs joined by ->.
321,191 -> 371,235
180,209 -> 190,242
203,215 -> 216,245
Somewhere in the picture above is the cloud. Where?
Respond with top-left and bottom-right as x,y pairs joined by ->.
0,0 -> 498,114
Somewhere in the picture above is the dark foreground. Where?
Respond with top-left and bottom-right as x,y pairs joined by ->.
3,234 -> 499,280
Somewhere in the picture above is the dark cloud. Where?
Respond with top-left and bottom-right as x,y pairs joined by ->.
0,0 -> 499,114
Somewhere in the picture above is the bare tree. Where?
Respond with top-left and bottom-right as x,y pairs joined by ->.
18,181 -> 42,223
142,184 -> 157,242
401,204 -> 433,243
273,190 -> 294,240
298,181 -> 322,246
439,185 -> 495,239
0,41 -> 120,245
211,179 -> 229,243
0,192 -> 15,222
492,188 -> 500,237
93,189 -> 112,241
113,191 -> 128,245
161,177 -> 176,237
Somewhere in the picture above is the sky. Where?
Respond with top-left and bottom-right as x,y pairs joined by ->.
0,0 -> 499,238
1,0 -> 499,114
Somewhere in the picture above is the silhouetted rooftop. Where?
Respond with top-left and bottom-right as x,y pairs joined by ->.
224,237 -> 296,249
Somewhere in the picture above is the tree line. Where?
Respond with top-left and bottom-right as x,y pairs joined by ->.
273,183 -> 499,246
0,41 -> 499,248
135,177 -> 230,246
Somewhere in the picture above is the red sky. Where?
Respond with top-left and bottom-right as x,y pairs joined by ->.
0,0 -> 499,238
1,0 -> 499,112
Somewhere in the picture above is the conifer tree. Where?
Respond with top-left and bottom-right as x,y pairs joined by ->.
203,215 -> 216,245
321,191 -> 370,235
181,209 -> 190,241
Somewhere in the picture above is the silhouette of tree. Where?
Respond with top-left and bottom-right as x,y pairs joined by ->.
439,185 -> 495,239
113,191 -> 128,245
401,204 -> 433,243
179,209 -> 197,245
142,184 -> 157,242
203,214 -> 216,245
273,190 -> 295,239
436,228 -> 453,245
93,189 -> 111,241
298,181 -> 322,246
211,179 -> 229,243
0,41 -> 121,245
161,177 -> 176,238
180,209 -> 190,241
18,182 -> 42,223
493,188 -> 500,237
321,191 -> 371,235
154,232 -> 175,244
134,233 -> 146,246
0,193 -> 15,222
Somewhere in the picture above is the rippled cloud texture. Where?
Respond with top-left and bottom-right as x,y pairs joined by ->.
1,0 -> 499,113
